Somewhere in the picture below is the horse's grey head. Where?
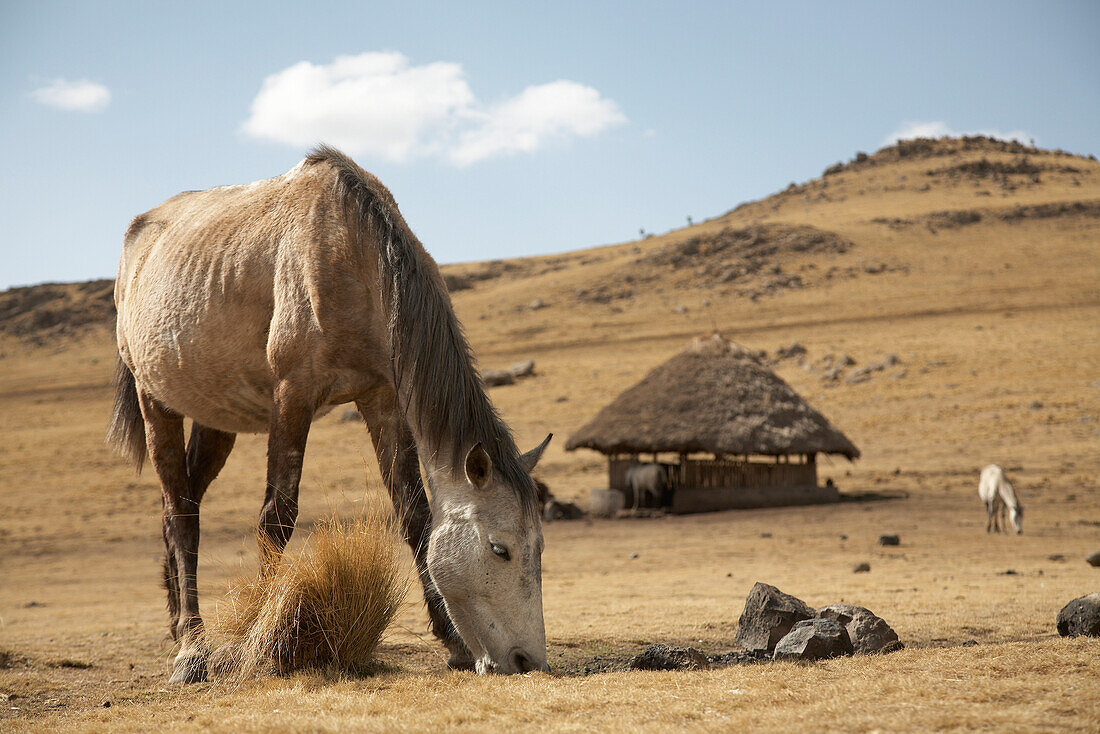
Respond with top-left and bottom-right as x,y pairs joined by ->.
426,434 -> 552,674
1009,504 -> 1023,534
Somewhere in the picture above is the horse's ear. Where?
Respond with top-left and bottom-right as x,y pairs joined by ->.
520,433 -> 553,473
464,442 -> 492,489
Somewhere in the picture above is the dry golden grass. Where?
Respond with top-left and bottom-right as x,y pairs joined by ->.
2,138 -> 1099,731
210,509 -> 408,679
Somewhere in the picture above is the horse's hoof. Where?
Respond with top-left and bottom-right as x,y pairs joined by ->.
169,651 -> 208,684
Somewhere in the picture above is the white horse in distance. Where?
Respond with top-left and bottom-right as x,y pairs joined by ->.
625,463 -> 665,512
979,464 -> 1023,534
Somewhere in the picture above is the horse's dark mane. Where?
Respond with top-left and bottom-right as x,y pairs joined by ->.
305,145 -> 537,515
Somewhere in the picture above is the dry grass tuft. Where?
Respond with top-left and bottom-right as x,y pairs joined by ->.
211,507 -> 408,679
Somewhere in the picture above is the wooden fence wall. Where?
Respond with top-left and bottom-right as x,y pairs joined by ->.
608,455 -> 816,492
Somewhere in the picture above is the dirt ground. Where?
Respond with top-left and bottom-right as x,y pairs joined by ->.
2,137 -> 1099,731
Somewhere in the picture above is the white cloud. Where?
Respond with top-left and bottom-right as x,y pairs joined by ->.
242,52 -> 625,165
882,120 -> 1034,148
30,78 -> 111,112
448,80 -> 626,166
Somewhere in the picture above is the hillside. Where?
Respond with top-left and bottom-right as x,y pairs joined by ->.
2,137 -> 1099,727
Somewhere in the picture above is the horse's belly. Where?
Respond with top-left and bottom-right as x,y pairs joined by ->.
128,329 -> 275,433
119,295 -> 277,434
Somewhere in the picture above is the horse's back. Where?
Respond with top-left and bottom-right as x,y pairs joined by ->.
979,464 -> 1004,503
115,160 -> 350,433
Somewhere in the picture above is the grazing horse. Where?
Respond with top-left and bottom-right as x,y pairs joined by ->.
625,463 -> 665,512
979,464 -> 1023,534
108,147 -> 552,682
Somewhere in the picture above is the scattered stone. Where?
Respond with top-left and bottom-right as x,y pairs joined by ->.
838,533 -> 847,540
630,644 -> 709,671
878,534 -> 900,546
554,395 -> 568,403
774,343 -> 807,361
1056,593 -> 1100,637
1029,401 -> 1044,410
1086,551 -> 1100,567
999,569 -> 1019,576
845,372 -> 871,384
760,532 -> 772,538
103,701 -> 111,708
817,604 -> 902,654
892,370 -> 908,379
50,659 -> 92,669
1048,554 -> 1066,562
852,562 -> 871,573
672,305 -> 688,314
543,499 -> 584,522
960,639 -> 979,647
23,601 -> 45,608
734,582 -> 815,653
708,649 -> 770,667
629,553 -> 639,560
773,618 -> 853,661
507,359 -> 536,378
481,369 -> 514,387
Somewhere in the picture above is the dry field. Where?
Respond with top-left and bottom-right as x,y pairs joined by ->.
2,137 -> 1099,731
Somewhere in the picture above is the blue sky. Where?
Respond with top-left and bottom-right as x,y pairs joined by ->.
1,1 -> 1097,289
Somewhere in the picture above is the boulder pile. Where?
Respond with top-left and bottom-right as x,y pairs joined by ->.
734,582 -> 903,661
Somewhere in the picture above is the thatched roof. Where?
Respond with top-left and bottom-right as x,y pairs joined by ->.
565,334 -> 860,459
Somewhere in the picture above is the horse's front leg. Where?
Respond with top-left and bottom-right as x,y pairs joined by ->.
260,380 -> 313,571
360,401 -> 474,671
986,502 -> 995,533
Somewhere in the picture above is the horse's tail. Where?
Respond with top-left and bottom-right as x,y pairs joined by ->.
107,354 -> 146,471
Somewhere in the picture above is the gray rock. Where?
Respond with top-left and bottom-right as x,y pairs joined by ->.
543,499 -> 584,522
708,649 -> 770,667
852,562 -> 871,573
528,298 -> 546,310
775,342 -> 808,361
481,369 -> 514,387
1057,593 -> 1100,637
630,644 -> 709,671
735,582 -> 815,653
773,618 -> 854,661
878,534 -> 900,546
1086,551 -> 1100,567
816,603 -> 903,654
507,359 -> 536,378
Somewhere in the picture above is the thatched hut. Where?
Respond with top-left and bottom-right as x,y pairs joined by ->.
565,334 -> 860,513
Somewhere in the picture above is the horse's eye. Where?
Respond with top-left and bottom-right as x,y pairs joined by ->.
490,543 -> 511,561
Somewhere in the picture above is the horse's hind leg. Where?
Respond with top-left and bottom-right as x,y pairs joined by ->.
360,399 -> 474,671
985,501 -> 995,533
139,393 -> 216,683
158,424 -> 236,642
